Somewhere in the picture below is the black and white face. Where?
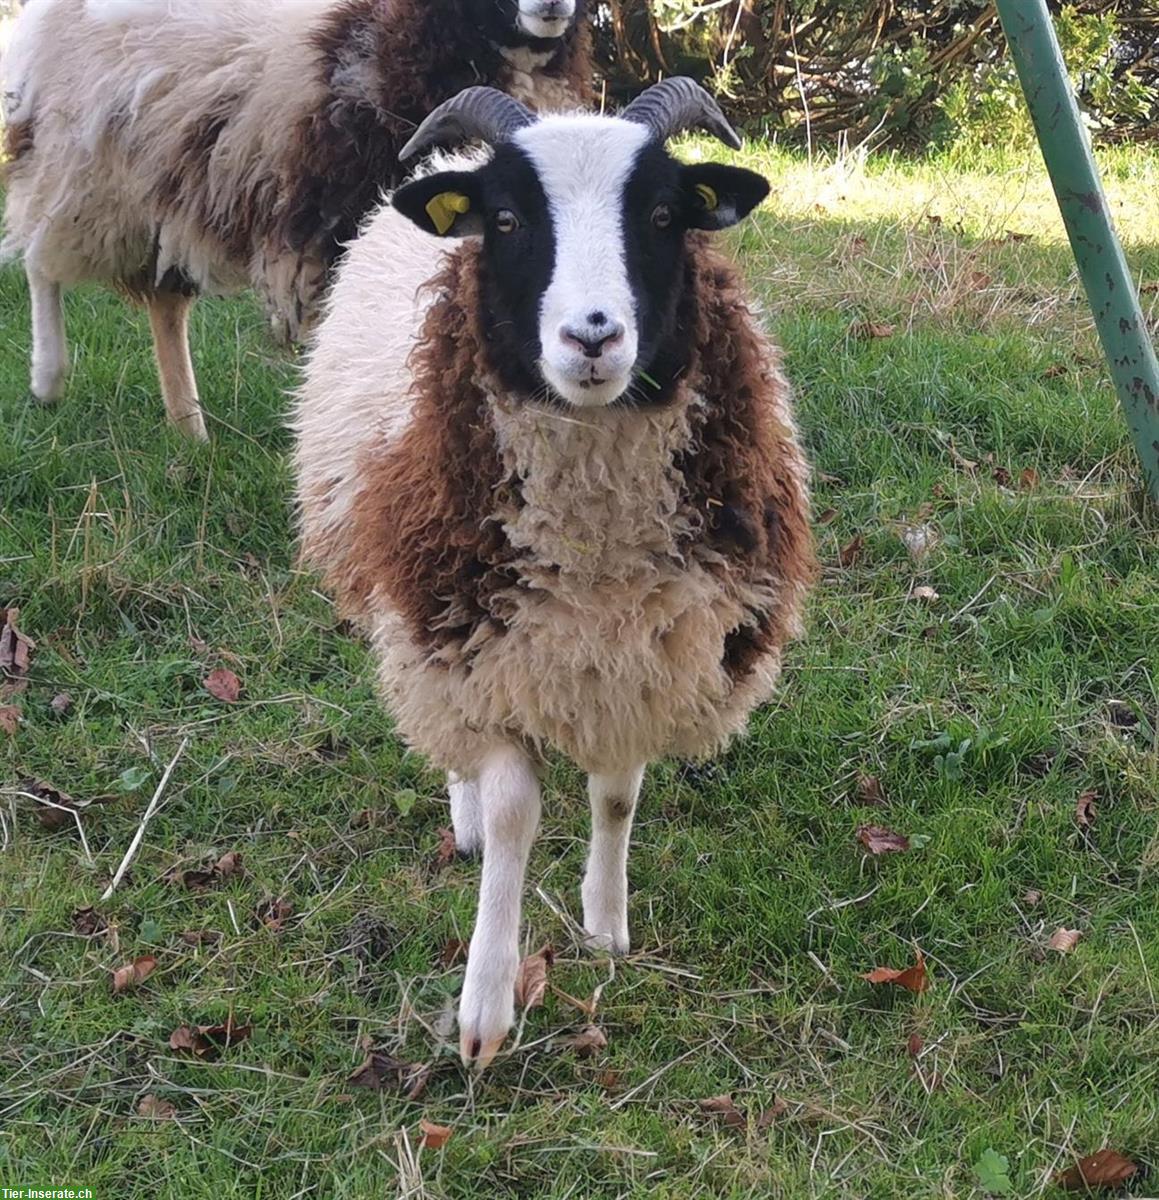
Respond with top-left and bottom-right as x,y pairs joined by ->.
393,115 -> 769,408
472,0 -> 580,47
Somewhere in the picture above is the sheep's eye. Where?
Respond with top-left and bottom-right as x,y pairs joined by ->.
495,209 -> 520,234
651,203 -> 673,230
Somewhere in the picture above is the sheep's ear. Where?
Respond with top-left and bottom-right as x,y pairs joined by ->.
680,164 -> 769,231
392,171 -> 483,237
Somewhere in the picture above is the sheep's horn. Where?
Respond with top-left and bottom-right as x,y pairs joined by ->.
399,87 -> 535,162
620,77 -> 742,150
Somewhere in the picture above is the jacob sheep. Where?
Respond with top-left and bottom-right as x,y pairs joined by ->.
0,0 -> 590,440
293,80 -> 815,1067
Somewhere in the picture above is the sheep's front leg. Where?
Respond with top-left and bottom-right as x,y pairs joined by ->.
28,268 -> 68,403
582,765 -> 645,955
459,746 -> 540,1069
448,772 -> 483,857
146,290 -> 208,441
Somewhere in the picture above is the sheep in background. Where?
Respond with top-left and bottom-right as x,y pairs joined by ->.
0,0 -> 590,440
294,81 -> 816,1068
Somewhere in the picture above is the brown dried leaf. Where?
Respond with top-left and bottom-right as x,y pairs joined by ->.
851,320 -> 896,340
907,1032 -> 924,1057
697,1094 -> 746,1130
0,705 -> 20,735
174,868 -> 217,889
838,534 -> 864,568
0,607 -> 35,697
1042,363 -> 1069,379
72,906 -> 108,937
862,950 -> 929,993
439,939 -> 469,968
854,772 -> 886,807
24,777 -> 77,830
946,442 -> 978,472
597,1069 -> 622,1092
168,1025 -> 206,1055
419,1119 -> 453,1150
137,1094 -> 177,1120
1048,927 -> 1082,954
50,692 -> 72,715
257,897 -> 293,931
756,1098 -> 788,1130
857,824 -> 910,855
1056,1149 -> 1138,1192
968,271 -> 992,289
348,1051 -> 422,1092
203,667 -> 241,703
433,826 -> 457,870
559,1024 -> 608,1058
992,465 -> 1012,487
1075,790 -> 1097,828
180,929 -> 221,946
197,1018 -> 252,1049
1019,467 -> 1040,490
1023,889 -> 1042,908
816,507 -> 839,526
513,944 -> 554,1010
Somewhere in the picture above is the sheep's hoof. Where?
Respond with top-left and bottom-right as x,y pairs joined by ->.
169,410 -> 209,442
458,962 -> 514,1070
459,1028 -> 507,1072
30,374 -> 65,405
583,927 -> 630,957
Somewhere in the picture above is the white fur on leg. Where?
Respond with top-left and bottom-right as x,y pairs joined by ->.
582,765 -> 645,955
459,745 -> 541,1068
449,772 -> 483,856
28,269 -> 68,403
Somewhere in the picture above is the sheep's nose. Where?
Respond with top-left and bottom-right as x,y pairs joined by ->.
561,316 -> 625,359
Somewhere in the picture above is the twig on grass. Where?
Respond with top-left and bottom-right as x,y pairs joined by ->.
100,737 -> 188,901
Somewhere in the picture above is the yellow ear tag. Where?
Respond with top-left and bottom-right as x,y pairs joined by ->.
695,183 -> 719,211
426,191 -> 471,235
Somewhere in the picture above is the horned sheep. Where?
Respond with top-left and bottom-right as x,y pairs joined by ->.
0,0 -> 590,439
293,80 -> 816,1068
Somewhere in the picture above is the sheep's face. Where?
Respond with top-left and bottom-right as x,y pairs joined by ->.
393,115 -> 769,408
475,0 -> 581,47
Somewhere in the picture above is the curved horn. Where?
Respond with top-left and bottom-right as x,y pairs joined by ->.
620,77 -> 742,150
399,87 -> 535,163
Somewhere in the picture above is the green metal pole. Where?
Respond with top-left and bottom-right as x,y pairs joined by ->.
995,0 -> 1159,501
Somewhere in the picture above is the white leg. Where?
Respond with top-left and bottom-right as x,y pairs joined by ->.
28,268 -> 68,403
146,290 -> 208,440
449,772 -> 483,857
459,745 -> 540,1069
582,765 -> 646,955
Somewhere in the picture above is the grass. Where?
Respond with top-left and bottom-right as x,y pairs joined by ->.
1,141 -> 1158,1199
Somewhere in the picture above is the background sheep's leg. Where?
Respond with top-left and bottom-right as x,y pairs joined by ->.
27,268 -> 68,403
146,290 -> 208,441
459,746 -> 540,1068
449,772 -> 483,856
582,765 -> 646,955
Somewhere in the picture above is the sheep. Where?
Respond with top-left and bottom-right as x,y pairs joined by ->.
293,80 -> 816,1068
0,0 -> 590,441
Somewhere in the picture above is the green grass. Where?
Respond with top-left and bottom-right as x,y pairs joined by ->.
2,143 -> 1158,1199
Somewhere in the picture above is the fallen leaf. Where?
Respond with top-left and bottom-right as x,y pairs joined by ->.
439,939 -> 469,968
838,534 -> 864,568
180,929 -> 221,946
851,320 -> 896,339
854,772 -> 886,806
50,692 -> 72,715
969,270 -> 992,289
0,705 -> 20,735
514,944 -> 554,1010
257,897 -> 293,931
857,824 -> 910,855
911,585 -> 940,603
173,868 -> 217,889
433,826 -> 457,870
596,1069 -> 622,1092
349,808 -> 381,829
203,667 -> 241,703
72,906 -> 108,937
559,1024 -> 607,1058
169,1018 -> 251,1058
348,1051 -> 431,1099
215,850 -> 242,876
1023,889 -> 1042,907
816,507 -> 839,526
1075,789 -> 1097,828
899,522 -> 939,561
974,1147 -> 1014,1195
197,1018 -> 253,1050
907,1032 -> 924,1056
946,441 -> 978,472
1056,1148 -> 1137,1192
1042,363 -> 1069,379
862,949 -> 929,993
419,1119 -> 453,1150
1048,927 -> 1082,954
992,465 -> 1012,487
23,777 -> 79,831
697,1094 -> 746,1130
137,1094 -> 177,1120
756,1098 -> 788,1130
0,607 -> 35,697
1019,467 -> 1039,490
